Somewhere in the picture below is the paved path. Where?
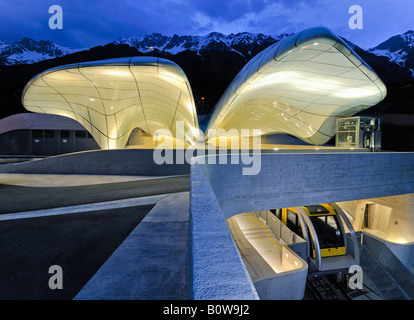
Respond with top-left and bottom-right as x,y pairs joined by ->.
0,175 -> 190,214
0,204 -> 155,300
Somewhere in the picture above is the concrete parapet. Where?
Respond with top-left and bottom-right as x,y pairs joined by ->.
189,163 -> 259,300
0,149 -> 189,176
200,152 -> 414,219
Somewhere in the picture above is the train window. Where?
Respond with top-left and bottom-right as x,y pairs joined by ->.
310,215 -> 344,249
271,209 -> 281,220
286,210 -> 297,230
276,209 -> 281,220
296,218 -> 303,238
306,205 -> 329,215
286,210 -> 304,238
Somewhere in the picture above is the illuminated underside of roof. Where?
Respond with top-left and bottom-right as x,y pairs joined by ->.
205,27 -> 387,145
22,57 -> 200,149
22,27 -> 387,149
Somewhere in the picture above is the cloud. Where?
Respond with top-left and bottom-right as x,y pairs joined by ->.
187,0 -> 330,36
0,0 -> 413,49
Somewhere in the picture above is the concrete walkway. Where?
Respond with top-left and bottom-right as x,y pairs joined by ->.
74,192 -> 190,300
0,203 -> 156,300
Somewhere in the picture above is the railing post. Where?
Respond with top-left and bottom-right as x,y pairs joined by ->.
295,206 -> 322,270
330,203 -> 360,265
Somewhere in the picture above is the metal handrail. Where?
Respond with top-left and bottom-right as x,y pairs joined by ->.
295,206 -> 322,270
330,203 -> 360,264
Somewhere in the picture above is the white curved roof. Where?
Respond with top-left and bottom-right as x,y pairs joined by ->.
22,57 -> 200,149
205,27 -> 387,145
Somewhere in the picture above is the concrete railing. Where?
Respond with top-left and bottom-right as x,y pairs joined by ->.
0,149 -> 190,176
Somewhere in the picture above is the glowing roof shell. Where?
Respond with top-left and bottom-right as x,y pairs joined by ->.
206,27 -> 387,145
22,56 -> 200,149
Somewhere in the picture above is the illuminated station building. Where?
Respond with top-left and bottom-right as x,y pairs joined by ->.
3,27 -> 414,300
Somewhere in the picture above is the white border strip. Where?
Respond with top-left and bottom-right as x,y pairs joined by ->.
0,194 -> 169,221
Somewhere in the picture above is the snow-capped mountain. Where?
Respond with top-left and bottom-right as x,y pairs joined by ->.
0,30 -> 413,81
0,32 -> 286,65
113,32 -> 288,56
0,37 -> 86,65
368,30 -> 414,75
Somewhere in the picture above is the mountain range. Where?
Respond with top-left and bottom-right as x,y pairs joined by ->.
0,37 -> 86,66
1,30 -> 413,78
0,32 -> 289,65
368,30 -> 414,74
113,32 -> 289,57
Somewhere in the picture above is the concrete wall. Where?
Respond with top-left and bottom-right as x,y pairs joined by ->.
189,163 -> 259,300
347,194 -> 414,243
370,234 -> 414,270
201,152 -> 414,219
338,194 -> 414,269
190,151 -> 414,300
0,148 -> 189,176
254,247 -> 307,300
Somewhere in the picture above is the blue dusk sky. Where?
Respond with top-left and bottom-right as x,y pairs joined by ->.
0,0 -> 413,49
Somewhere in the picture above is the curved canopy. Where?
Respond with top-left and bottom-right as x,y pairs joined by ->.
22,56 -> 200,149
205,27 -> 387,145
22,27 -> 387,149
